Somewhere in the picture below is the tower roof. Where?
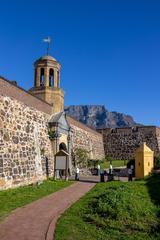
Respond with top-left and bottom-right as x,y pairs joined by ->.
38,55 -> 57,62
34,54 -> 60,67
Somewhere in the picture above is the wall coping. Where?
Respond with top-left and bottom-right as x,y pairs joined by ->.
0,77 -> 103,137
98,125 -> 160,130
0,76 -> 52,114
67,115 -> 103,136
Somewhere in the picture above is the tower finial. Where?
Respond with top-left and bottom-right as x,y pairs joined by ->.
43,37 -> 51,55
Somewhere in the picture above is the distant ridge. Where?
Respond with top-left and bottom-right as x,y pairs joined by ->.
65,105 -> 139,129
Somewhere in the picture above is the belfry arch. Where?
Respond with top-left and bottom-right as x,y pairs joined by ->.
49,68 -> 54,87
40,68 -> 44,86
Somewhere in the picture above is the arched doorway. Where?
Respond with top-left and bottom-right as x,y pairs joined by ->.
59,142 -> 68,178
59,142 -> 67,151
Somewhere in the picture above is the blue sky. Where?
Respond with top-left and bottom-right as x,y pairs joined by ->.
0,0 -> 160,126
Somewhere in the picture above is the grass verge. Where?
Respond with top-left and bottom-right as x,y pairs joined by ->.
55,174 -> 160,240
0,179 -> 72,221
100,160 -> 128,169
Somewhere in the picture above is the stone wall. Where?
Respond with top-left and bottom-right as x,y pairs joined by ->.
0,94 -> 54,189
156,127 -> 160,151
0,78 -> 105,188
99,126 -> 160,160
68,116 -> 105,160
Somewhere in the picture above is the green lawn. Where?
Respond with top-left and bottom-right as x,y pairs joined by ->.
100,160 -> 128,169
0,179 -> 72,221
55,174 -> 160,240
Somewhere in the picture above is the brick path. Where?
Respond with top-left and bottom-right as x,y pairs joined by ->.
0,181 -> 95,240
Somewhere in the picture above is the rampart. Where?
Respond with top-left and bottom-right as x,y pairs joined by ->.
98,126 -> 160,160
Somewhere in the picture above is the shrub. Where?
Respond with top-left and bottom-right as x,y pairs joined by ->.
105,156 -> 114,163
154,155 -> 160,169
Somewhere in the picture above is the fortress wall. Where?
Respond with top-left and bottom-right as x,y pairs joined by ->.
99,126 -> 160,160
0,78 -> 105,189
0,77 -> 52,114
68,117 -> 105,160
156,127 -> 160,151
0,95 -> 54,189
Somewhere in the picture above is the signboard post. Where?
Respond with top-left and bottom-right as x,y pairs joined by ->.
54,150 -> 69,180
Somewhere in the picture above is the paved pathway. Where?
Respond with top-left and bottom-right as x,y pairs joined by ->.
70,175 -> 129,183
0,181 -> 95,240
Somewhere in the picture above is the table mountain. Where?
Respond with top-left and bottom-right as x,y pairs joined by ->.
65,105 -> 138,129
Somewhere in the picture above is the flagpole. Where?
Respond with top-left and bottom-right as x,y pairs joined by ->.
43,37 -> 51,55
47,42 -> 49,55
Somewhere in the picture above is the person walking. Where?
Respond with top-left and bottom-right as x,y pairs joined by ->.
108,162 -> 113,181
100,168 -> 105,182
75,166 -> 80,181
128,168 -> 133,181
109,162 -> 113,175
130,164 -> 134,176
97,164 -> 100,176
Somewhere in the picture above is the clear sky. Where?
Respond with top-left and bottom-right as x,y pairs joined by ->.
0,0 -> 160,126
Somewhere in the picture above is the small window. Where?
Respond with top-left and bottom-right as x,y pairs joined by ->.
148,162 -> 150,166
139,162 -> 140,166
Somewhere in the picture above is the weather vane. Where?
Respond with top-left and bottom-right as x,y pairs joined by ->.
43,36 -> 51,55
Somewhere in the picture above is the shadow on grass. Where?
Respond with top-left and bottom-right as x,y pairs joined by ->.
145,173 -> 160,206
145,172 -> 160,235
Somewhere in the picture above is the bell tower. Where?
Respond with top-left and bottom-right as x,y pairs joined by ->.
29,55 -> 64,113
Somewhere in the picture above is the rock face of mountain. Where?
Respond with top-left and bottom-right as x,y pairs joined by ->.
65,105 -> 138,129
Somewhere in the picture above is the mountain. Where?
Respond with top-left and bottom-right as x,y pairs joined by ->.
65,105 -> 138,129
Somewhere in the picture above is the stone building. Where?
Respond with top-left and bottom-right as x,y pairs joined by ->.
0,54 -> 104,189
1,52 -> 160,189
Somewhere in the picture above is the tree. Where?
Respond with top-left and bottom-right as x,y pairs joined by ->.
72,148 -> 89,168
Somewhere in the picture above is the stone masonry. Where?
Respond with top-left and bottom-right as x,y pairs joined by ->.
0,94 -> 54,189
68,116 -> 104,160
99,126 -> 160,160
